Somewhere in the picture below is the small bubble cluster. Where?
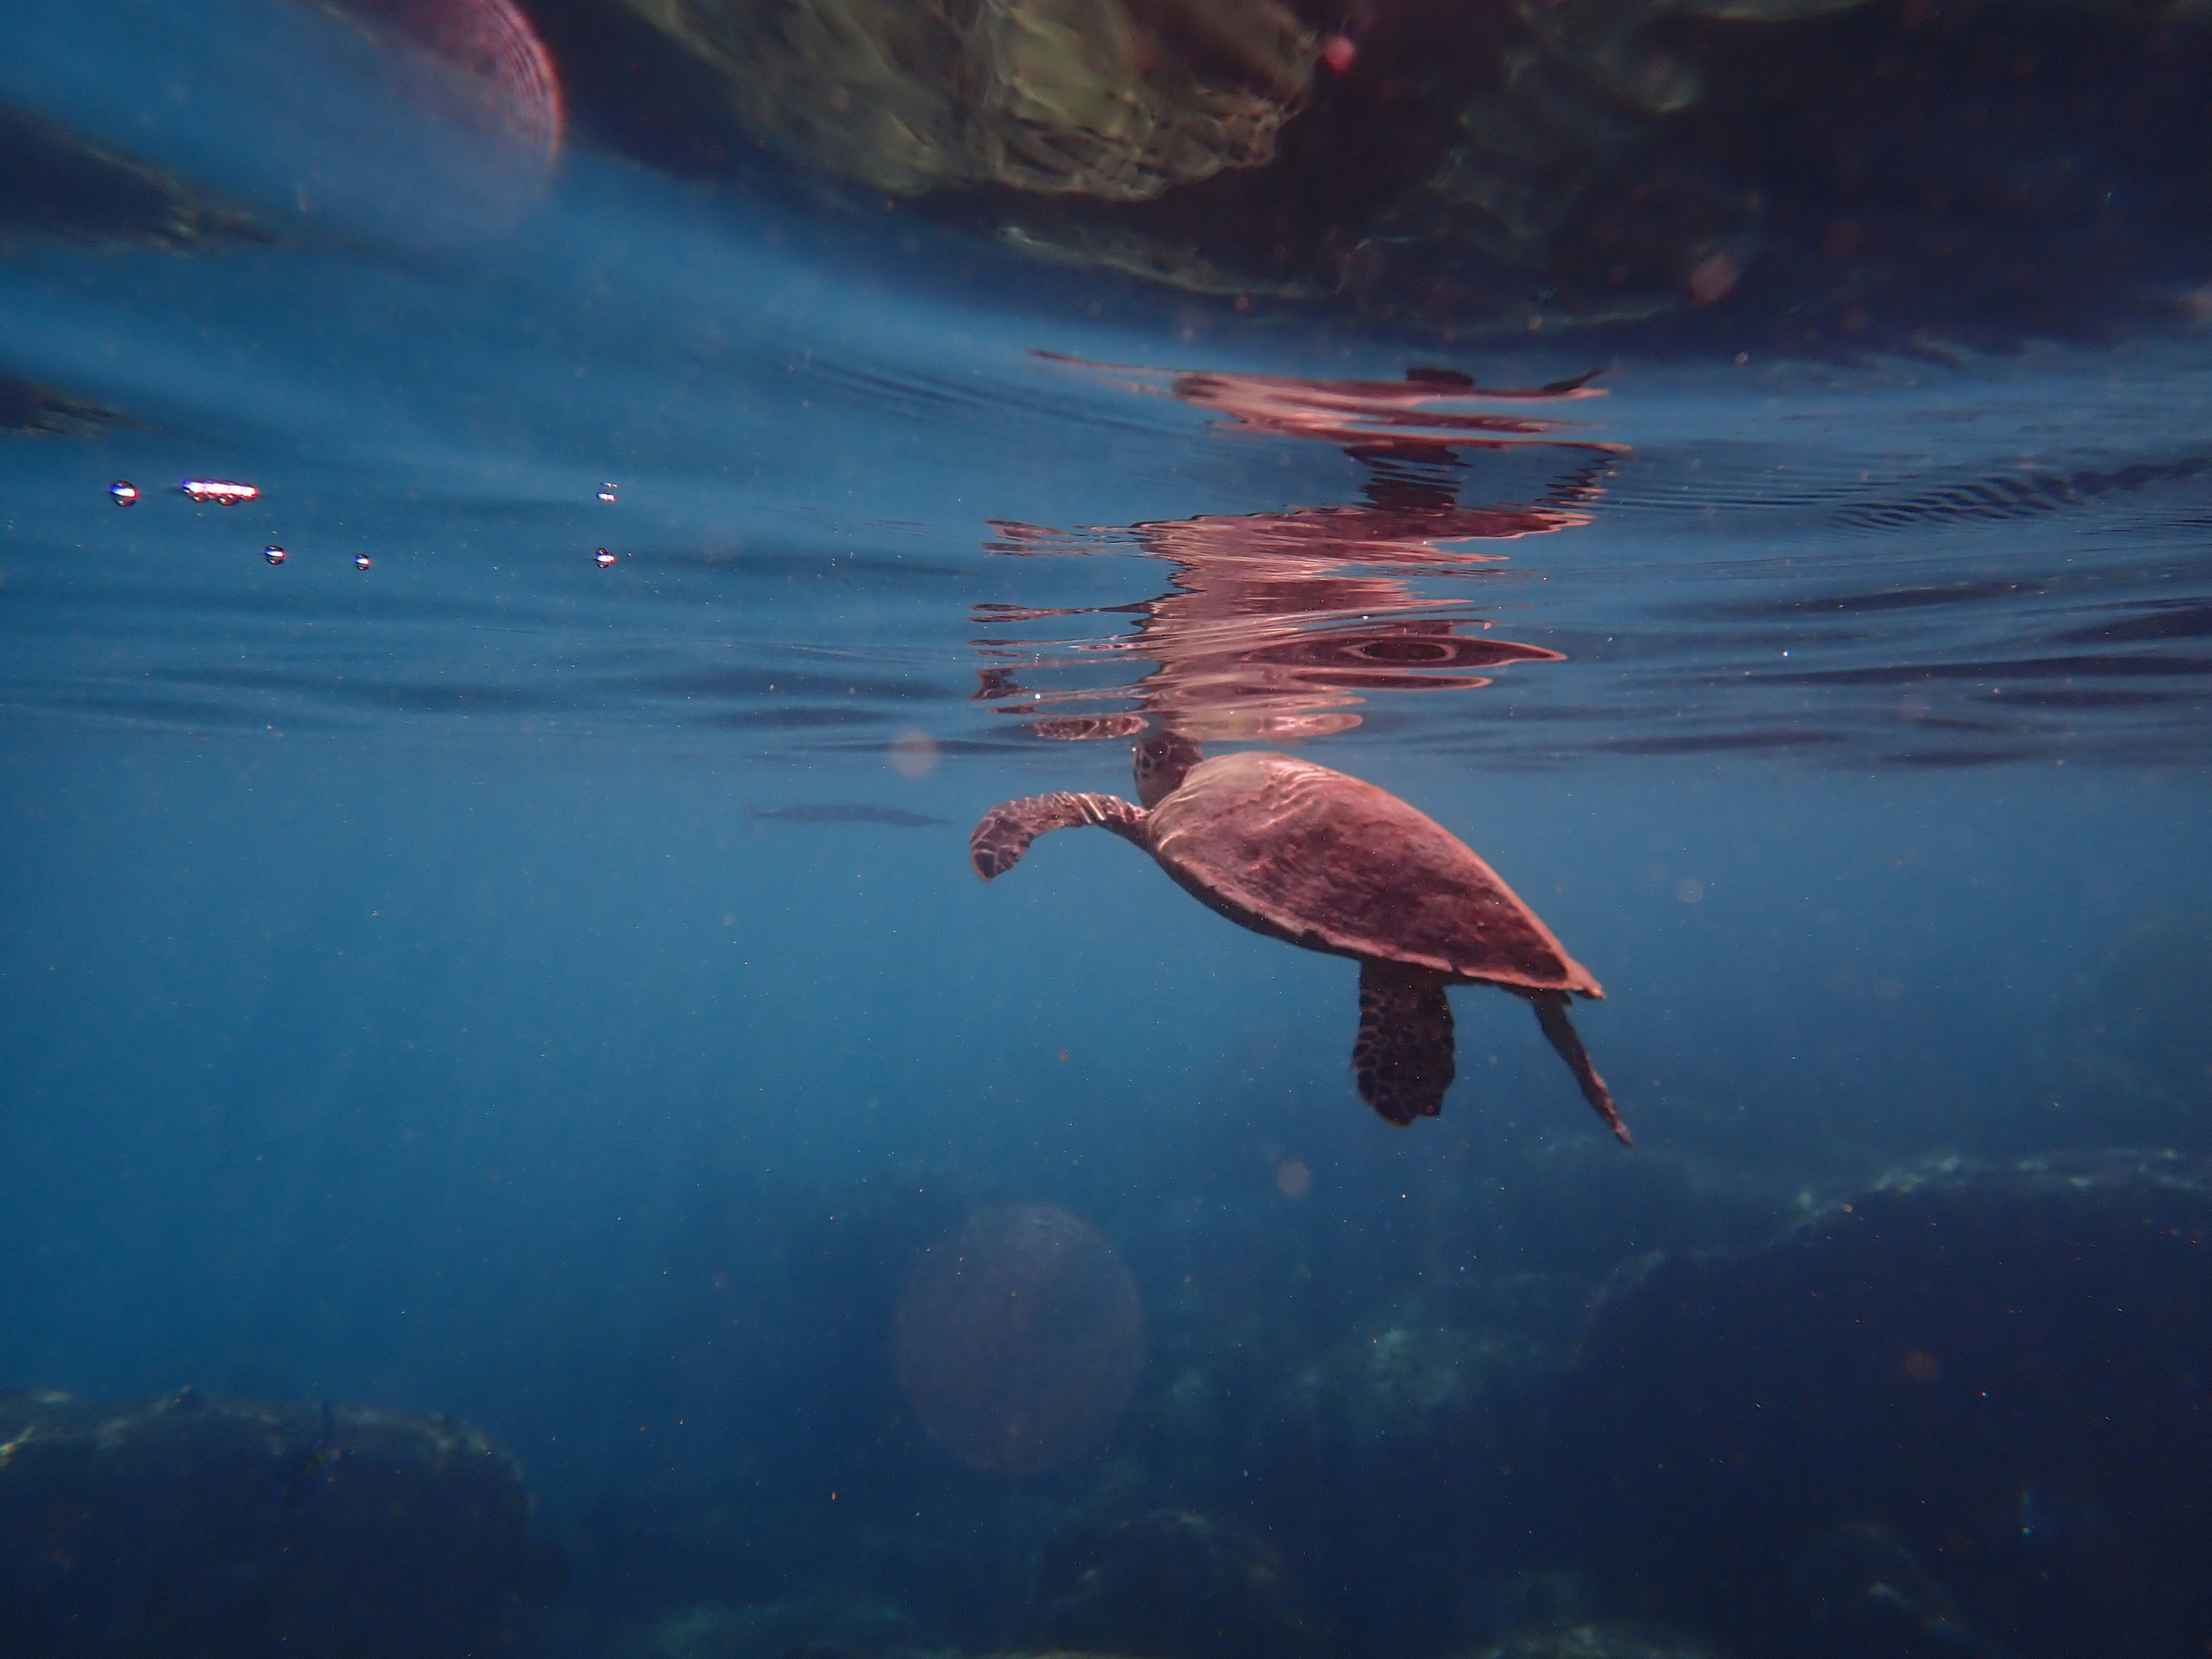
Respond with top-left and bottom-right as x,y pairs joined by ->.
595,548 -> 616,568
263,544 -> 287,566
179,479 -> 260,505
596,482 -> 618,504
108,480 -> 139,506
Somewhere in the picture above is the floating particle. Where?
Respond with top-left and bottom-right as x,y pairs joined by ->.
594,548 -> 616,568
354,554 -> 373,571
263,544 -> 287,566
596,482 -> 618,503
180,479 -> 260,505
108,480 -> 139,506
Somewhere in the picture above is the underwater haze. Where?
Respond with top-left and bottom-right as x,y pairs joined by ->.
1,1 -> 2210,1657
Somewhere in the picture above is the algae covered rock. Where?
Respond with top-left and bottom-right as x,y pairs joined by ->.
613,0 -> 1316,198
0,1387 -> 553,1657
1267,1321 -> 1557,1457
1020,1508 -> 1323,1659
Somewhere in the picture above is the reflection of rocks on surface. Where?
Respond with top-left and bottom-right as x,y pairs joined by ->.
1544,1150 -> 2212,1659
611,0 -> 1316,198
1020,1508 -> 1323,1659
1340,0 -> 2212,332
0,373 -> 134,438
537,0 -> 2211,334
0,1388 -> 551,1657
0,104 -> 268,252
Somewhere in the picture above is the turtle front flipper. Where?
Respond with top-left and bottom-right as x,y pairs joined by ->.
969,791 -> 1147,879
1528,991 -> 1633,1146
1352,961 -> 1456,1126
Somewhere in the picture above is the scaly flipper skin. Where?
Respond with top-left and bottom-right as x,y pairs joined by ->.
1528,991 -> 1633,1145
970,791 -> 1149,879
1353,960 -> 1457,1126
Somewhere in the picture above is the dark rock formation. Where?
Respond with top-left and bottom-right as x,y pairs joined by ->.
0,1387 -> 554,1657
1544,1149 -> 2212,1659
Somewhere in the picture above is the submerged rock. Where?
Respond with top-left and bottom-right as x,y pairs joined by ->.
1265,1319 -> 1558,1460
2044,907 -> 2212,1140
623,1592 -> 918,1659
0,1387 -> 552,1657
1792,1521 -> 2018,1659
1240,1305 -> 1570,1652
1469,1622 -> 1732,1659
1544,1150 -> 2212,1659
1020,1508 -> 1323,1659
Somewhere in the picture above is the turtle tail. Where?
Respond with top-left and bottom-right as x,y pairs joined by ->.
969,791 -> 1146,880
1529,990 -> 1632,1146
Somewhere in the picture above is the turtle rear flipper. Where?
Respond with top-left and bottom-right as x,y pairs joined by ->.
1529,990 -> 1633,1145
970,791 -> 1147,880
1353,961 -> 1456,1126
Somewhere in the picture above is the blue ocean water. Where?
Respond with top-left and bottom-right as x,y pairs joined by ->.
1,2 -> 2209,1656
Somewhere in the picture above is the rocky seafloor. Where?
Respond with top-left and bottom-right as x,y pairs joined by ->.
13,1139 -> 2199,1658
575,1144 -> 2211,1659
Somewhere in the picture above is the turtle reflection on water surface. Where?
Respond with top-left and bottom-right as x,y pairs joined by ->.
970,732 -> 1628,1142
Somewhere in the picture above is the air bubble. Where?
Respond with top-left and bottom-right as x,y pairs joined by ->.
263,545 -> 287,566
596,483 -> 618,504
353,554 -> 372,571
108,481 -> 139,506
180,479 -> 260,505
594,548 -> 616,568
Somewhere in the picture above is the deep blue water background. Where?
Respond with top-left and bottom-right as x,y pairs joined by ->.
2,1 -> 2210,1653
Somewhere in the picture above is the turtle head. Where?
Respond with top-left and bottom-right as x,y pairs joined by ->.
1134,730 -> 1204,807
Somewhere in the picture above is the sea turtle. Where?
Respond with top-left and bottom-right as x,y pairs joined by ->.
970,733 -> 1629,1142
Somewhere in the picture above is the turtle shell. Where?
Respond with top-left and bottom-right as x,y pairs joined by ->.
1145,750 -> 1601,996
